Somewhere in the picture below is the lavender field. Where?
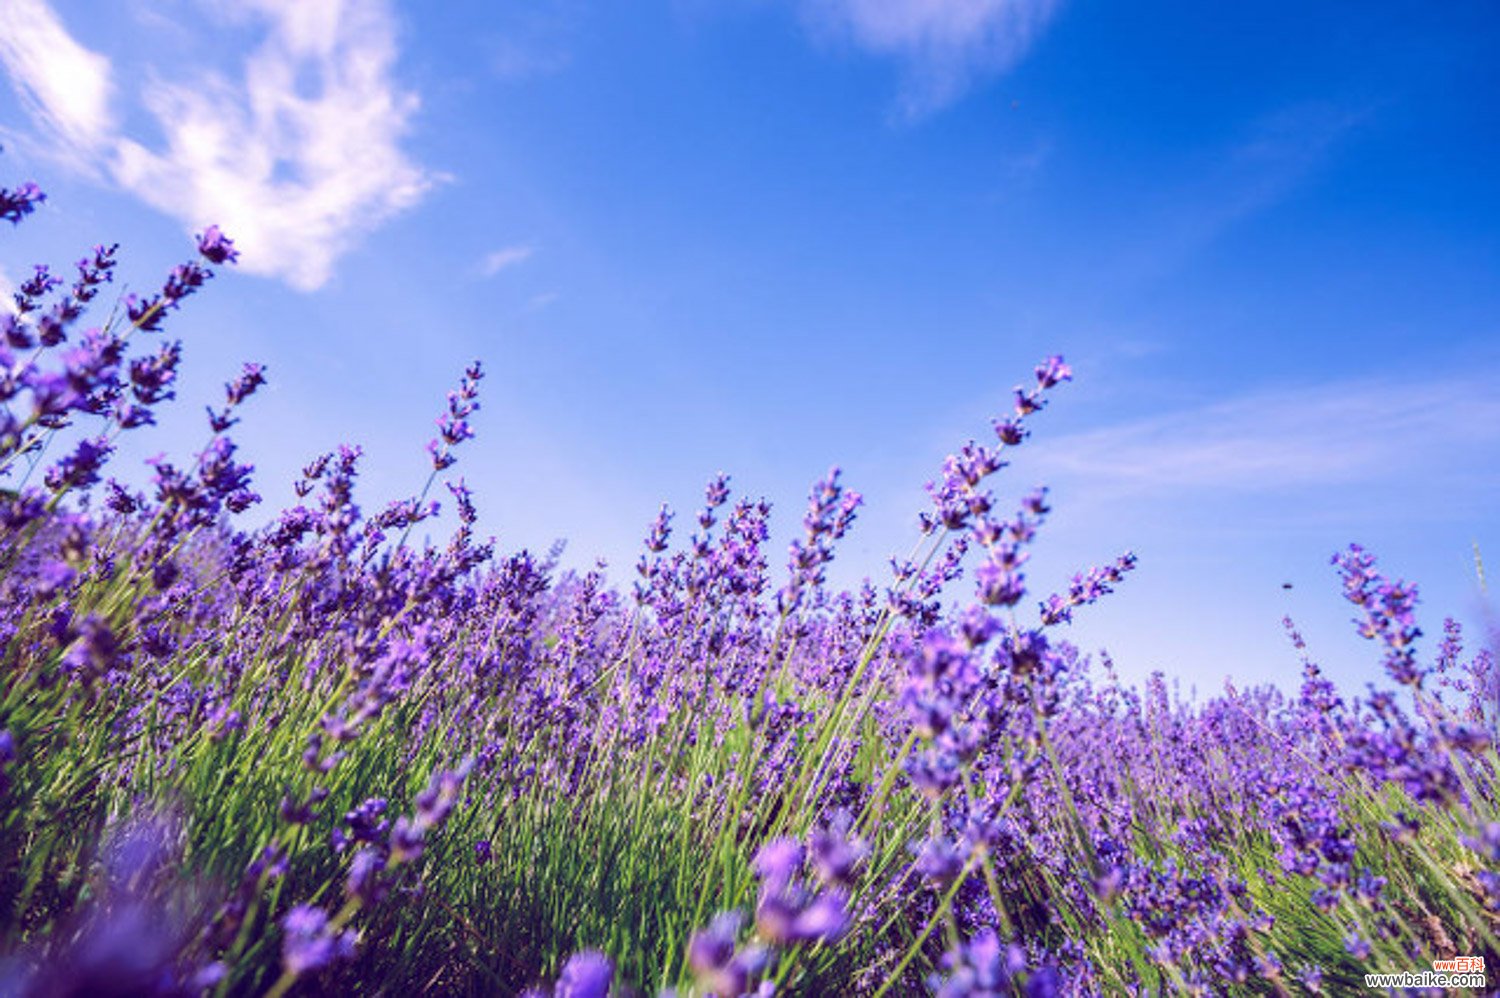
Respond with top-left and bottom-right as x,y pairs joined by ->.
0,171 -> 1497,997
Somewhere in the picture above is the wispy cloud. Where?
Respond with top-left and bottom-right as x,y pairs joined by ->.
1037,372 -> 1500,495
982,135 -> 1053,203
0,264 -> 16,316
0,0 -> 434,291
0,0 -> 113,162
526,291 -> 561,312
478,244 -> 535,277
1001,137 -> 1052,180
800,0 -> 1060,116
1112,102 -> 1367,286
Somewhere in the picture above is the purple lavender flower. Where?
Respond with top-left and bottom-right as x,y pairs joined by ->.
390,816 -> 425,865
281,904 -> 358,976
687,912 -> 771,996
687,911 -> 741,981
1040,551 -> 1139,626
1034,355 -> 1073,389
1463,822 -> 1500,861
778,467 -> 862,614
753,838 -> 804,892
787,889 -> 850,941
14,264 -> 62,315
555,950 -> 613,998
750,834 -> 853,946
414,759 -> 473,830
34,559 -> 76,598
809,811 -> 868,887
1334,544 -> 1424,686
62,614 -> 123,683
427,361 -> 484,470
43,435 -> 113,492
343,797 -> 390,844
913,836 -> 968,886
196,224 -> 239,265
0,729 -> 14,794
347,847 -> 387,904
71,243 -> 118,304
931,927 -> 1027,998
208,361 -> 268,431
974,547 -> 1027,607
0,180 -> 44,223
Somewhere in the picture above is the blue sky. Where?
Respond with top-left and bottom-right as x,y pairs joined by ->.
1,0 -> 1497,695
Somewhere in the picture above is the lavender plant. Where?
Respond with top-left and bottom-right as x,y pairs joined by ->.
0,165 -> 1496,997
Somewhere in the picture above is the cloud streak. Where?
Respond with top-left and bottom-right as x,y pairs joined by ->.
0,265 -> 15,316
1109,102 -> 1368,286
0,0 -> 434,291
1037,373 -> 1500,495
0,0 -> 113,161
478,245 -> 535,277
801,0 -> 1060,115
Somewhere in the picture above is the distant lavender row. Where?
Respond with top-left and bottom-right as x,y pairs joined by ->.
0,165 -> 1496,997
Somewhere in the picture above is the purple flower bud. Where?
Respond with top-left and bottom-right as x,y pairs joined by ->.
0,729 -> 13,793
390,817 -> 424,865
688,913 -> 769,996
343,797 -> 389,844
1342,932 -> 1370,960
974,556 -> 1026,607
225,362 -> 266,406
347,848 -> 387,904
809,814 -> 867,888
15,264 -> 61,314
1334,545 -> 1425,686
414,760 -> 472,831
426,361 -> 483,470
0,181 -> 45,224
753,838 -> 803,893
788,889 -> 849,942
754,891 -> 799,944
196,224 -> 239,265
1034,355 -> 1072,389
35,559 -> 76,598
913,836 -> 967,886
555,950 -> 613,998
63,614 -> 123,682
44,435 -> 112,492
281,904 -> 357,976
687,912 -> 741,977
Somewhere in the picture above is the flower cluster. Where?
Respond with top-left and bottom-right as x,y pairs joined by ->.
1,166 -> 1495,997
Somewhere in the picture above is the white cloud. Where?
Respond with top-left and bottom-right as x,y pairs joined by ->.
0,0 -> 434,291
478,244 -> 534,277
0,0 -> 114,161
0,264 -> 15,316
1037,373 -> 1500,495
802,0 -> 1060,115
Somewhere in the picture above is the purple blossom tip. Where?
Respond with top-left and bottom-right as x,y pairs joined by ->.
196,225 -> 240,265
555,950 -> 613,998
281,904 -> 357,976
